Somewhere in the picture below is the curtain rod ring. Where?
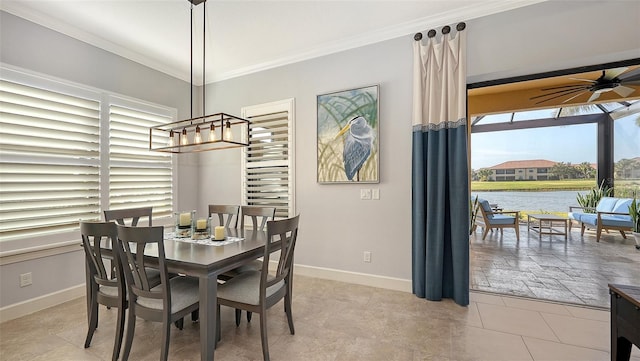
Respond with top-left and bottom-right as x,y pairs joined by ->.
457,22 -> 466,31
442,25 -> 451,34
414,32 -> 423,41
427,29 -> 437,38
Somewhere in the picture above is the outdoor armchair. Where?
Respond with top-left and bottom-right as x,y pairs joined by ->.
475,199 -> 520,241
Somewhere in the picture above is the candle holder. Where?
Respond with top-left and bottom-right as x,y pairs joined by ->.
193,216 -> 210,240
174,210 -> 195,238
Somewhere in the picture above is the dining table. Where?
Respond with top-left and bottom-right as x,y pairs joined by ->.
86,226 -> 267,361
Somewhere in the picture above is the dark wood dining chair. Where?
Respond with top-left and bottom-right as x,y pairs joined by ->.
115,224 -> 200,361
240,206 -> 276,231
81,221 -> 125,361
216,215 -> 300,361
103,206 -> 167,310
208,204 -> 240,228
104,206 -> 153,227
232,206 -> 277,325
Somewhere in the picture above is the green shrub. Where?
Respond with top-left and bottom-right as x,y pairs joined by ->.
576,180 -> 612,213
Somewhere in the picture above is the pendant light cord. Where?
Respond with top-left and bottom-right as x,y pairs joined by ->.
190,2 -> 193,120
202,0 -> 206,117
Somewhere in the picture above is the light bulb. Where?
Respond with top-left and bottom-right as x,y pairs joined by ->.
194,125 -> 202,144
209,123 -> 216,141
168,130 -> 175,147
224,121 -> 233,141
180,128 -> 188,145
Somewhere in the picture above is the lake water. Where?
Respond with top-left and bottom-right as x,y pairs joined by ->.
471,190 -> 588,213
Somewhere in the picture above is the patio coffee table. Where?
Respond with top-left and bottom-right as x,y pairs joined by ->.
527,214 -> 568,240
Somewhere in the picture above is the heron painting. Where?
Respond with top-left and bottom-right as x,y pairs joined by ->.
317,85 -> 379,183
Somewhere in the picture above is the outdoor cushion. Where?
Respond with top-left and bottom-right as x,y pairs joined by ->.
579,213 -> 633,228
600,214 -> 633,227
568,211 -> 584,222
595,197 -> 618,212
490,214 -> 516,225
579,214 -> 598,226
478,199 -> 493,219
612,198 -> 633,214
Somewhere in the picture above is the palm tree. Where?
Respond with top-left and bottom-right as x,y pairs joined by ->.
615,158 -> 636,179
478,168 -> 493,181
576,162 -> 596,179
550,162 -> 573,180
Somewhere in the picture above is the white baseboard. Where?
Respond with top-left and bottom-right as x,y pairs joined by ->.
292,264 -> 412,293
1,265 -> 411,324
0,284 -> 85,323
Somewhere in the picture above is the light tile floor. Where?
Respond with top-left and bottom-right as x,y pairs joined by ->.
470,223 -> 640,308
1,276 -> 639,360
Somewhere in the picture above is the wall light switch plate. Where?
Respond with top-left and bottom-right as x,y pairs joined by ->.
372,188 -> 380,200
360,189 -> 372,200
20,272 -> 32,287
363,251 -> 371,263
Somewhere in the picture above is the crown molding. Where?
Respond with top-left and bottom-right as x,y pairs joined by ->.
2,0 -> 546,84
212,0 -> 547,82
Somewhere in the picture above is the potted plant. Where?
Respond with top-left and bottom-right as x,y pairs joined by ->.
629,196 -> 640,250
576,179 -> 612,213
469,195 -> 479,235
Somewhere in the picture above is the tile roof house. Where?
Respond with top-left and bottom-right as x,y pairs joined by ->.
488,159 -> 557,181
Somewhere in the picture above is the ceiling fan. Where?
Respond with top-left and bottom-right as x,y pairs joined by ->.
530,66 -> 640,105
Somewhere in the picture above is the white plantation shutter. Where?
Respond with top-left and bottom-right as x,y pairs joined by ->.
0,66 -> 176,243
242,99 -> 295,218
0,77 -> 101,240
109,100 -> 174,220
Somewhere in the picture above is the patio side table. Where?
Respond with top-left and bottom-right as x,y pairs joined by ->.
527,214 -> 568,240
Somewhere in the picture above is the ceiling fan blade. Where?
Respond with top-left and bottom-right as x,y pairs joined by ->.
619,67 -> 640,82
541,84 -> 588,91
562,91 -> 589,104
587,92 -> 601,102
533,88 -> 588,104
568,77 -> 597,83
530,86 -> 590,101
613,85 -> 636,97
604,67 -> 628,80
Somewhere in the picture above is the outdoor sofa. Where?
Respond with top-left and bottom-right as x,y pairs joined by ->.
568,197 -> 635,242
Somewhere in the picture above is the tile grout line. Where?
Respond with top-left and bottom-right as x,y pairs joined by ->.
520,334 -> 536,361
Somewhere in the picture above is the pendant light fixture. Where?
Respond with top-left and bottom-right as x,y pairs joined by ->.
149,0 -> 249,153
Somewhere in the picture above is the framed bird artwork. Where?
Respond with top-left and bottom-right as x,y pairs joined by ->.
317,84 -> 379,183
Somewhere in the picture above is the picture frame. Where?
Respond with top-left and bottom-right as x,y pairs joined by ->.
317,84 -> 379,183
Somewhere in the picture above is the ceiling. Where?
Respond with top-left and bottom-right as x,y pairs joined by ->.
469,64 -> 640,115
1,0 -> 545,85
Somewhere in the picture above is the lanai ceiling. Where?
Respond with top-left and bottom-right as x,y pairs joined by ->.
469,62 -> 640,116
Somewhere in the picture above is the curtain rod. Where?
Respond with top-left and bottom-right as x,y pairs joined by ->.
414,22 -> 466,41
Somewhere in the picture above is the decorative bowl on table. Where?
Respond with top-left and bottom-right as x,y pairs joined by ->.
174,210 -> 195,238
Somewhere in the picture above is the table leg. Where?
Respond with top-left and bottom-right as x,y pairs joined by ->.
199,274 -> 217,361
539,219 -> 542,240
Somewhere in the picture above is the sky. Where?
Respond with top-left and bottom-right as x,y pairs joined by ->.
470,111 -> 640,170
